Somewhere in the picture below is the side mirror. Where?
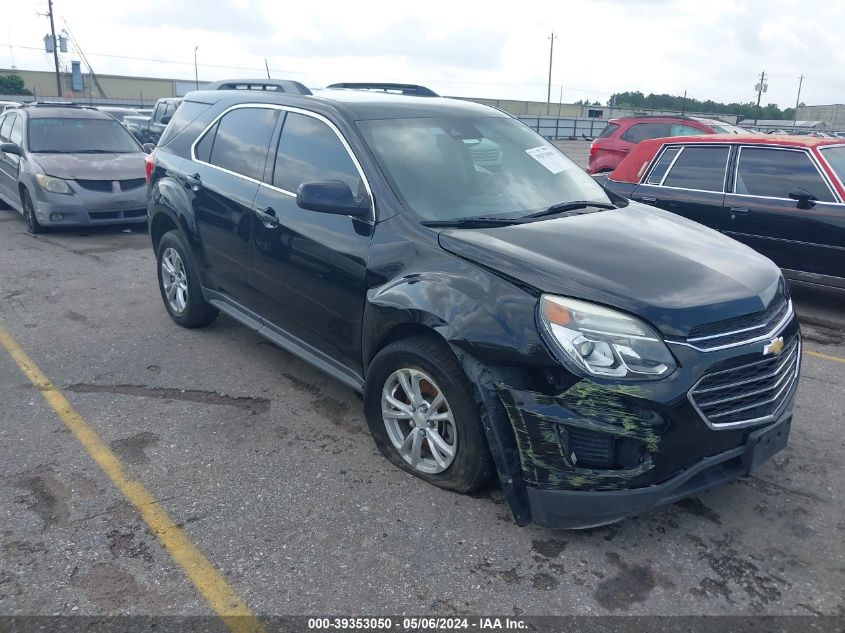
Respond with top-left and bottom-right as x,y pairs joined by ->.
160,115 -> 172,125
788,187 -> 816,209
0,142 -> 22,156
142,143 -> 155,154
296,181 -> 369,216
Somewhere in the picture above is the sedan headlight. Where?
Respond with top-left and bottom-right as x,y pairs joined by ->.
539,295 -> 677,380
35,174 -> 73,195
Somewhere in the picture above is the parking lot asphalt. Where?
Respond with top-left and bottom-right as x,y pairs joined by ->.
1,200 -> 843,620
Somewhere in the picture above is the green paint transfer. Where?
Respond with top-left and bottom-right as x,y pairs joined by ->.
496,381 -> 669,491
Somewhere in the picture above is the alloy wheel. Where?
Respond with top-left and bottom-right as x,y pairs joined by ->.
381,368 -> 457,474
160,247 -> 189,315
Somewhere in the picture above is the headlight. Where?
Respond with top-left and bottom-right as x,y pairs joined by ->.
35,174 -> 73,195
539,295 -> 677,380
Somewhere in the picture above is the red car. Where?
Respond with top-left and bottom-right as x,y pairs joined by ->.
602,134 -> 845,290
587,115 -> 747,174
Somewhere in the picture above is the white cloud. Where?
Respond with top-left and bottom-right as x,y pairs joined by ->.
2,0 -> 844,107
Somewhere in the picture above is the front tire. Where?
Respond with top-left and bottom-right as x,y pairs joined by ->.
155,230 -> 218,328
21,189 -> 45,234
364,335 -> 493,493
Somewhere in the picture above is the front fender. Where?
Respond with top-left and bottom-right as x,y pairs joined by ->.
363,265 -> 551,368
363,254 -> 557,526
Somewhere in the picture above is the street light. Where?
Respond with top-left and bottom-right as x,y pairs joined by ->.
194,46 -> 199,90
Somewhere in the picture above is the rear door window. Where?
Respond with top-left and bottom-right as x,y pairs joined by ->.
207,107 -> 279,180
661,145 -> 729,191
734,147 -> 835,202
272,112 -> 362,196
622,122 -> 670,143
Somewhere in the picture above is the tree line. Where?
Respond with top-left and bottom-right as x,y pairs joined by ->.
0,75 -> 33,96
607,91 -> 798,121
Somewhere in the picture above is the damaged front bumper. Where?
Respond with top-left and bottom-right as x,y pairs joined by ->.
525,413 -> 791,529
496,381 -> 795,529
490,332 -> 799,529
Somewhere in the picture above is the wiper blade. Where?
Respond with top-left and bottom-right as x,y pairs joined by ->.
525,200 -> 616,219
421,216 -> 523,228
72,149 -> 118,154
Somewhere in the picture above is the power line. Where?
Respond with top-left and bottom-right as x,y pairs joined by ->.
3,41 -> 594,90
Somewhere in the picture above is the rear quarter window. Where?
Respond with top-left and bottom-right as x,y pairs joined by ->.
597,123 -> 619,139
158,100 -> 213,147
645,147 -> 681,184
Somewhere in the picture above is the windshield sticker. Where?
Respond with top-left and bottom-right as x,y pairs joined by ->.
525,145 -> 574,174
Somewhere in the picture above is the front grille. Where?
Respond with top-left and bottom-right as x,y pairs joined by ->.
566,428 -> 614,468
88,208 -> 146,221
76,178 -> 146,192
689,337 -> 800,429
686,298 -> 791,350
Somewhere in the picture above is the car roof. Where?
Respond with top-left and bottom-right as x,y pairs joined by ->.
184,87 -> 509,121
610,115 -> 713,125
610,134 -> 845,183
23,106 -> 114,120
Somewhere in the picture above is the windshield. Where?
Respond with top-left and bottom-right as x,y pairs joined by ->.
357,116 -> 611,221
819,146 -> 845,184
27,117 -> 141,153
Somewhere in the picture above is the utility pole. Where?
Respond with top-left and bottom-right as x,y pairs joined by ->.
793,74 -> 804,126
754,70 -> 767,125
47,0 -> 61,97
194,46 -> 199,90
546,31 -> 557,116
681,90 -> 687,115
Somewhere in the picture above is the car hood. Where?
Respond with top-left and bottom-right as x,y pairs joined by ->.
438,203 -> 785,338
31,152 -> 145,180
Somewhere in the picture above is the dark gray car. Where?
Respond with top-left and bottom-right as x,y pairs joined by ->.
0,103 -> 148,233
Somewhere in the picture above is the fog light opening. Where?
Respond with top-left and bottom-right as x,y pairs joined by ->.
49,213 -> 63,222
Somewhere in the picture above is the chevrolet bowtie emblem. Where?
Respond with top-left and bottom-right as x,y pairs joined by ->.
763,336 -> 784,356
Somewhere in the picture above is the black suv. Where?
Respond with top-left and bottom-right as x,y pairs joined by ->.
146,83 -> 800,529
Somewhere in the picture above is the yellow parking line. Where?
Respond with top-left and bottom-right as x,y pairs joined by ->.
804,349 -> 845,365
0,324 -> 264,633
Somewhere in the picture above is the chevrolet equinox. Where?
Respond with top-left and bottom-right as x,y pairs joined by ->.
146,82 -> 800,529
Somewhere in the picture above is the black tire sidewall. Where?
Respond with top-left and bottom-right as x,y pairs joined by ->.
22,190 -> 43,234
364,337 -> 493,493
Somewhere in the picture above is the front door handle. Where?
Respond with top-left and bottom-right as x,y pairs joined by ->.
185,173 -> 202,191
255,206 -> 279,228
729,206 -> 749,218
637,196 -> 657,203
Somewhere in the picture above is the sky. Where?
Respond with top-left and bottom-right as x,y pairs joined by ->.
3,0 -> 844,108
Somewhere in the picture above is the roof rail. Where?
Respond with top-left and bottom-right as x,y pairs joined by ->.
616,113 -> 696,120
23,101 -> 95,108
205,79 -> 312,95
326,83 -> 439,97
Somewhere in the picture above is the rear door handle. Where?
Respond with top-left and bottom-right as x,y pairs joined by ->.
729,206 -> 749,217
185,173 -> 202,191
255,206 -> 280,228
638,196 -> 657,203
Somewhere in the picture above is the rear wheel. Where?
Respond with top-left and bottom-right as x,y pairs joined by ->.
21,189 -> 45,234
155,230 -> 218,328
364,335 -> 493,493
